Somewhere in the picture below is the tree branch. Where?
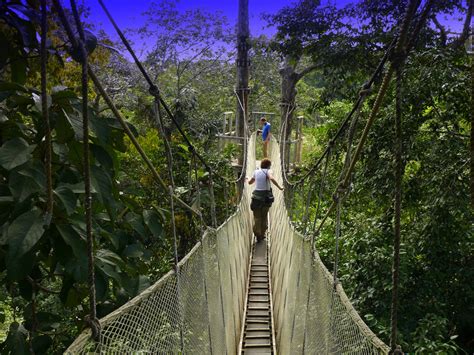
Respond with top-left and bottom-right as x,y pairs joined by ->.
454,0 -> 473,48
431,16 -> 447,46
295,63 -> 319,81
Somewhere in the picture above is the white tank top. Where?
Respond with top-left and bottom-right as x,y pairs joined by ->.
253,169 -> 271,191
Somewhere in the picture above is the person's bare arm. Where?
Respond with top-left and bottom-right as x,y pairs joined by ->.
268,171 -> 283,190
247,177 -> 255,185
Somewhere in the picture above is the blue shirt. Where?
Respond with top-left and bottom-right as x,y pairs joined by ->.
262,122 -> 271,141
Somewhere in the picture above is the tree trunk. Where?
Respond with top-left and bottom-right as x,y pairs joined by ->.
280,57 -> 298,170
236,0 -> 249,166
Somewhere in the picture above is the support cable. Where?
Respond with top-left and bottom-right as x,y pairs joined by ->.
99,0 -> 233,225
389,47 -> 405,355
282,37 -> 397,188
154,94 -> 186,354
169,186 -> 185,354
310,147 -> 331,254
69,0 -> 100,341
313,0 -> 420,237
87,69 -> 197,215
97,0 -> 210,172
40,0 -> 53,224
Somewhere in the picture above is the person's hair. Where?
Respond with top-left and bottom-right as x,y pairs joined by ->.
260,158 -> 271,169
259,117 -> 266,122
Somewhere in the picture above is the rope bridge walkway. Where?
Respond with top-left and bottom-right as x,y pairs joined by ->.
67,135 -> 389,354
55,0 -> 427,352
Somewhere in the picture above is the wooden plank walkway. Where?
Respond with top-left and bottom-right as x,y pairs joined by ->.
240,239 -> 275,354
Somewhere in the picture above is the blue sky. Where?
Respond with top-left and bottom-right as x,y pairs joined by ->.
87,0 -> 351,44
85,0 -> 464,54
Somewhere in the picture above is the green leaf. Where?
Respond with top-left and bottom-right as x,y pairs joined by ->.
56,224 -> 87,260
2,11 -> 38,48
125,213 -> 146,237
123,243 -> 144,258
9,162 -> 46,202
143,209 -> 163,238
91,144 -> 113,170
35,312 -> 62,331
32,92 -> 51,112
90,116 -> 111,144
32,335 -> 53,353
2,322 -> 29,355
62,109 -> 83,140
6,208 -> 45,260
91,165 -> 113,204
0,138 -> 35,170
54,186 -> 77,215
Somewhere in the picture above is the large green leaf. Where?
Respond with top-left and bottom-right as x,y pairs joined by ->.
56,224 -> 87,260
91,165 -> 113,204
125,212 -> 146,237
0,138 -> 35,170
123,243 -> 144,258
6,208 -> 44,260
54,186 -> 77,215
143,209 -> 163,238
1,322 -> 29,355
95,249 -> 125,282
62,109 -> 83,140
9,162 -> 46,202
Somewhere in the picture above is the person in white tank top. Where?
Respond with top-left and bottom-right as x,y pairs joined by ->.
246,158 -> 283,242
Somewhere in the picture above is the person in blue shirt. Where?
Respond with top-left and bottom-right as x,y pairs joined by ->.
257,117 -> 271,157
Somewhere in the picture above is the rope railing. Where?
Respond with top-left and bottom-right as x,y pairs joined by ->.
281,1 -> 432,354
267,137 -> 390,354
66,135 -> 391,354
65,134 -> 256,354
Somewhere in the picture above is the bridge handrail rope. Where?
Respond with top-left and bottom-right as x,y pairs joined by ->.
283,1 -> 431,354
66,134 -> 257,354
266,136 -> 390,354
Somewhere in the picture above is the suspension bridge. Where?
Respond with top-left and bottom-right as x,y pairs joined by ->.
66,134 -> 389,354
38,0 -> 430,353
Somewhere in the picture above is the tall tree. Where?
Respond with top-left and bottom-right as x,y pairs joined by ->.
265,0 -> 342,165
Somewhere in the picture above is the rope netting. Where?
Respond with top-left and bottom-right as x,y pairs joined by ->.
67,134 -> 388,354
66,136 -> 256,354
267,137 -> 390,354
